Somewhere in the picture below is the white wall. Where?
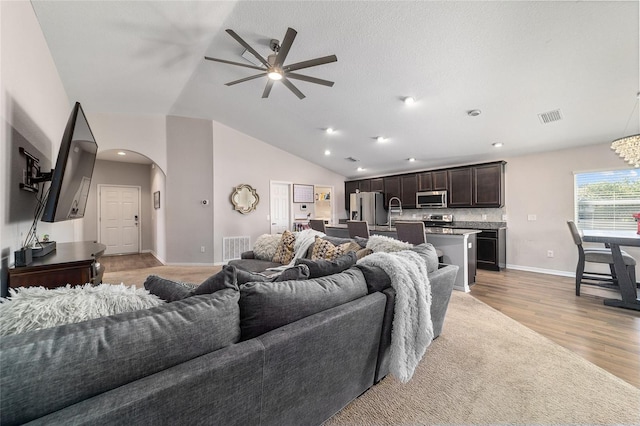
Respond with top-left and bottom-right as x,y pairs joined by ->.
150,164 -> 167,262
0,1 -> 73,296
88,113 -> 167,174
504,142 -> 640,276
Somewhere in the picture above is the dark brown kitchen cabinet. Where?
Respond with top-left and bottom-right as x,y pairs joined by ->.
383,176 -> 401,208
358,179 -> 371,193
418,172 -> 433,191
476,228 -> 506,271
370,178 -> 384,192
344,180 -> 358,210
473,162 -> 504,207
448,161 -> 505,208
400,174 -> 417,208
432,171 -> 448,190
448,168 -> 473,207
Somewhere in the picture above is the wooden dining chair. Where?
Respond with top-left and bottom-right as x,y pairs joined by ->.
567,220 -> 636,296
309,219 -> 326,233
347,220 -> 370,238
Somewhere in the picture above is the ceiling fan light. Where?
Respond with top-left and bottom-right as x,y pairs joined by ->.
404,96 -> 415,105
268,70 -> 283,81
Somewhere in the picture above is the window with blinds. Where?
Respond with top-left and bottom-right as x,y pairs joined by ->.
575,169 -> 640,230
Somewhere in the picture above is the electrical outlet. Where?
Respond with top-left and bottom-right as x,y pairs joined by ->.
528,214 -> 537,221
502,214 -> 507,221
412,214 -> 417,219
482,214 -> 487,220
547,250 -> 554,258
200,246 -> 205,253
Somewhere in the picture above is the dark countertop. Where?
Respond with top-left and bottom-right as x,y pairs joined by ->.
450,221 -> 507,230
326,224 -> 480,236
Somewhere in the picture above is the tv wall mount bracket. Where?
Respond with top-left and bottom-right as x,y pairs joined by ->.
19,147 -> 52,193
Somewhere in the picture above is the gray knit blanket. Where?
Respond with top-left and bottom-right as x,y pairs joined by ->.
358,250 -> 433,383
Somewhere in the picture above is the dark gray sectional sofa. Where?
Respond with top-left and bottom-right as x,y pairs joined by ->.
0,238 -> 458,425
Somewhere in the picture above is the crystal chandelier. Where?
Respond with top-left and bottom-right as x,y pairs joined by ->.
611,135 -> 640,167
611,93 -> 640,167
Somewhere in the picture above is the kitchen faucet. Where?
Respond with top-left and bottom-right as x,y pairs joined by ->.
387,197 -> 402,230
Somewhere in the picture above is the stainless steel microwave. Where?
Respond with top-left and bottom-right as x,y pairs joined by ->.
416,191 -> 448,208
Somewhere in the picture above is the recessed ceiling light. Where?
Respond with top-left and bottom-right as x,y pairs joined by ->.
324,150 -> 331,156
408,157 -> 416,162
467,109 -> 481,117
117,151 -> 126,156
376,136 -> 387,143
492,142 -> 503,148
325,127 -> 335,134
357,167 -> 365,172
403,96 -> 415,105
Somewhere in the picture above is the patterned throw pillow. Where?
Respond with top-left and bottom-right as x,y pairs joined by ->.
311,236 -> 361,261
272,230 -> 296,264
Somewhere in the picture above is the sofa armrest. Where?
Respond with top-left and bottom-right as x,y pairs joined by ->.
240,251 -> 256,259
429,264 -> 459,338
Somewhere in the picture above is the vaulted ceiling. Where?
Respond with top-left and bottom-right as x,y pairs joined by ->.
31,1 -> 639,178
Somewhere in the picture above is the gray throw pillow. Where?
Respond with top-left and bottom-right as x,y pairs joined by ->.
296,251 -> 357,278
411,243 -> 439,273
144,275 -> 195,302
193,265 -> 238,295
236,265 -> 310,284
236,269 -> 270,285
239,267 -> 367,340
355,264 -> 392,293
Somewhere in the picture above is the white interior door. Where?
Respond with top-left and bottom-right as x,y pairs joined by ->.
99,185 -> 140,255
270,182 -> 290,234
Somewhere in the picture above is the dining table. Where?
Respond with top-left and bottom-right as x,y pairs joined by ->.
582,230 -> 640,311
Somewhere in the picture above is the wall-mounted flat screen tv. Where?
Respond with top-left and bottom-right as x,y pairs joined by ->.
41,102 -> 98,222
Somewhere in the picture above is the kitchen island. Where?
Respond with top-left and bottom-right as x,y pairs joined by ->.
325,224 -> 480,292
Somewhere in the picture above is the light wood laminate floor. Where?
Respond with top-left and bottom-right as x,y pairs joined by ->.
100,254 -> 640,388
471,269 -> 640,388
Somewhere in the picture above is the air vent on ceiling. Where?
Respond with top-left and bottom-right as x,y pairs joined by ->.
538,109 -> 563,124
345,157 -> 359,162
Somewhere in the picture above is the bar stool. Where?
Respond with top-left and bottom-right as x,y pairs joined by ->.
395,221 -> 444,262
309,219 -> 326,233
347,220 -> 370,238
567,221 -> 637,296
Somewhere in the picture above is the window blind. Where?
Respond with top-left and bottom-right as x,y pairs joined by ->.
575,169 -> 640,230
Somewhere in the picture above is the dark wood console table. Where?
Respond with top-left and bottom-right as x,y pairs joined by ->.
8,241 -> 107,289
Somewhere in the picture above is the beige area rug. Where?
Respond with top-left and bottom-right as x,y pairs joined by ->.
104,265 -> 640,425
102,265 -> 222,289
326,292 -> 640,425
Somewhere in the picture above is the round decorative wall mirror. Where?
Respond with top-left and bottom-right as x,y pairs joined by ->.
230,184 -> 259,214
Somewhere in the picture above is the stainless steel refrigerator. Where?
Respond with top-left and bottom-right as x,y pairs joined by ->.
349,192 -> 387,225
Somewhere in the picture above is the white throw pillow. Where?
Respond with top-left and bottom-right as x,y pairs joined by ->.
366,235 -> 413,253
252,234 -> 281,261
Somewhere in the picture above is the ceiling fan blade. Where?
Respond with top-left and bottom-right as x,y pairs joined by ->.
262,80 -> 274,98
274,27 -> 297,68
204,56 -> 265,71
225,29 -> 269,68
286,72 -> 334,87
225,73 -> 265,86
284,55 -> 337,72
281,77 -> 305,99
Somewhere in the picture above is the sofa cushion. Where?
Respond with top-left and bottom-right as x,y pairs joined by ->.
411,243 -> 439,273
253,234 -> 281,261
0,290 -> 241,425
272,230 -> 296,264
239,267 -> 368,340
144,275 -> 196,302
228,258 -> 282,273
311,236 -> 360,261
236,265 -> 310,284
193,265 -> 238,295
296,251 -> 357,278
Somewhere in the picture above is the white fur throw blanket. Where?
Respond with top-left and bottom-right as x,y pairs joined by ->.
267,229 -> 325,272
358,250 -> 433,383
0,284 -> 164,336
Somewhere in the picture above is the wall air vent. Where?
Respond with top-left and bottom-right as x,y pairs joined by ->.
538,109 -> 563,124
345,157 -> 359,162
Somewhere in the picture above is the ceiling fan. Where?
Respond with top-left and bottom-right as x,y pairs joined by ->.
204,27 -> 337,99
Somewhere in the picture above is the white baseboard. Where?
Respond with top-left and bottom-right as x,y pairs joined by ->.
148,251 -> 166,265
505,264 -> 574,278
164,262 -> 218,267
